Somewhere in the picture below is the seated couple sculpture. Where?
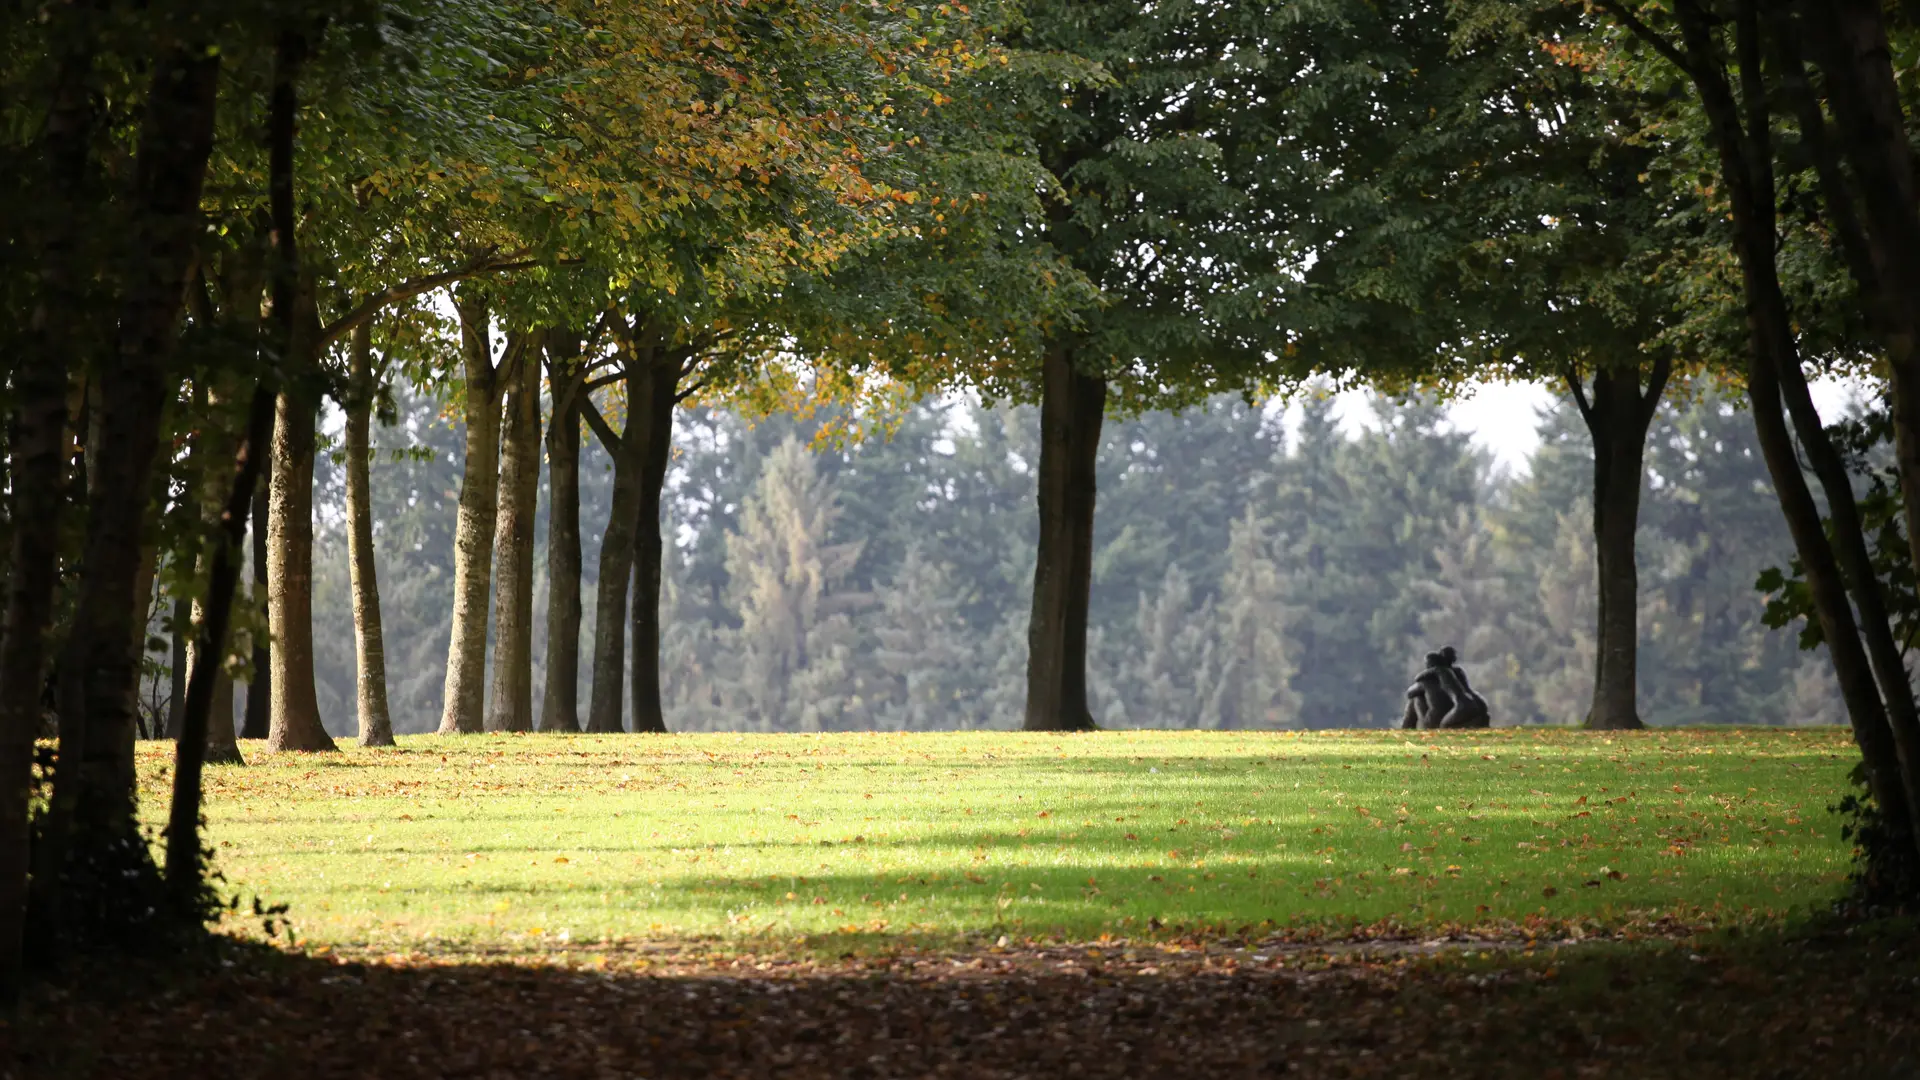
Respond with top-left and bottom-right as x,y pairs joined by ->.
1401,645 -> 1490,729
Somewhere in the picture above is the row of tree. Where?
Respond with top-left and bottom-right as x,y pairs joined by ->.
6,0 -> 1920,995
228,386 -> 1828,738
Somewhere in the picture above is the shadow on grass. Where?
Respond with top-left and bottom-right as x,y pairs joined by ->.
10,919 -> 1915,1079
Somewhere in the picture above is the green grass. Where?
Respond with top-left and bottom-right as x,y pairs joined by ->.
134,727 -> 1858,953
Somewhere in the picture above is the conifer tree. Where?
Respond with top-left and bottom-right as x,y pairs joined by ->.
1105,566 -> 1218,729
724,438 -> 866,729
872,545 -> 977,730
1209,510 -> 1300,730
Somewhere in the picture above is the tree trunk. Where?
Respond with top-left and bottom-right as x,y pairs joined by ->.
242,477 -> 271,739
30,38 -> 223,954
166,594 -> 190,738
186,374 -> 243,765
1024,345 -> 1104,732
583,369 -> 646,735
487,337 -> 542,733
1801,2 -> 1920,657
540,335 -> 586,734
266,381 -> 335,753
1574,362 -> 1669,731
345,323 -> 395,747
0,354 -> 72,998
168,377 -> 279,911
437,293 -> 505,735
0,13 -> 91,979
1673,3 -> 1920,850
628,350 -> 680,735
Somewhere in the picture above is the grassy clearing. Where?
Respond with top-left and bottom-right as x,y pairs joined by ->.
136,727 -> 1857,953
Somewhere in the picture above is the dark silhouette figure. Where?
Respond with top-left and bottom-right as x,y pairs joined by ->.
1403,651 -> 1455,729
1402,646 -> 1490,729
1433,646 -> 1490,728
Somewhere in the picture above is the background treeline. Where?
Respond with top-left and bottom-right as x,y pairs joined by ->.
12,0 -> 1920,995
197,385 -> 1835,736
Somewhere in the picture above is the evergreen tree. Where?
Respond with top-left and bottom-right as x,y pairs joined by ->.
1208,510 -> 1301,731
1527,509 -> 1600,725
872,545 -> 980,730
723,437 -> 866,729
1100,565 -> 1219,729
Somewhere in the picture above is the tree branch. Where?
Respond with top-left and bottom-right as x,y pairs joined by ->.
1565,364 -> 1596,428
495,329 -> 539,392
317,252 -> 538,347
673,377 -> 711,405
1771,12 -> 1881,302
1591,0 -> 1698,77
580,395 -> 622,455
1638,352 -> 1675,427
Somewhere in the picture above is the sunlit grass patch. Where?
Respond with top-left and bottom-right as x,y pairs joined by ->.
135,727 -> 1857,953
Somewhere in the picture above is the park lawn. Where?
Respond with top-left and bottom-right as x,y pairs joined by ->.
133,727 -> 1858,954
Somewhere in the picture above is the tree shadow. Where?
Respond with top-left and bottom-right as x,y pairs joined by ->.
10,920 -> 1916,1079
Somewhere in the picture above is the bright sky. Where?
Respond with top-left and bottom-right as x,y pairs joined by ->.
1329,375 -> 1874,475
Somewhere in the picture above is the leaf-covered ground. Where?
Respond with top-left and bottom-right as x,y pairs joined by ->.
139,728 -> 1855,952
8,922 -> 1917,1078
7,729 -> 1911,1078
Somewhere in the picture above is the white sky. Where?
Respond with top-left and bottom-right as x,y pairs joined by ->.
1323,375 -> 1873,475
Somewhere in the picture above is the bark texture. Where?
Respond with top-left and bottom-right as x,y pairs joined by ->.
1801,3 -> 1920,589
584,392 -> 643,735
0,350 -> 70,998
345,323 -> 395,747
266,380 -> 335,753
185,374 -> 243,765
486,336 -> 542,733
1023,346 -> 1105,732
165,595 -> 189,738
540,335 -> 586,733
0,7 -> 91,986
627,348 -> 681,735
437,292 -> 508,734
242,477 -> 271,738
1570,359 -> 1670,731
32,38 -> 224,948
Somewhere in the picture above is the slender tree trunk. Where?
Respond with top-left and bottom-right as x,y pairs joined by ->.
584,374 -> 646,735
31,39 -> 223,950
243,478 -> 271,738
487,337 -> 542,733
168,375 -> 279,911
1574,362 -> 1669,731
628,351 -> 680,735
1801,2 -> 1920,640
345,323 -> 394,747
239,494 -> 268,738
1671,4 -> 1920,851
210,231 -> 270,747
0,355 -> 72,997
0,6 -> 96,993
1024,345 -> 1104,732
437,293 -> 505,735
186,375 -> 243,765
166,594 -> 190,738
0,14 -> 91,982
540,336 -> 586,733
266,380 -> 335,753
